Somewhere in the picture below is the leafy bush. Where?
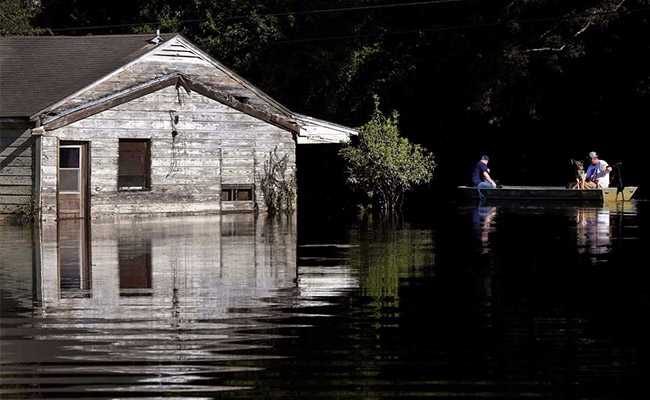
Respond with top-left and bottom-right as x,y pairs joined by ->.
339,98 -> 435,216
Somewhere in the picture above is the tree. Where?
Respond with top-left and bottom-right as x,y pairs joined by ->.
339,98 -> 435,216
0,0 -> 42,35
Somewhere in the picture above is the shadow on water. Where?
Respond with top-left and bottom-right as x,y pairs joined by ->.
1,203 -> 649,399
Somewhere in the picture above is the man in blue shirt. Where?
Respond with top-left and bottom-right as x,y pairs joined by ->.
472,155 -> 497,189
584,151 -> 612,189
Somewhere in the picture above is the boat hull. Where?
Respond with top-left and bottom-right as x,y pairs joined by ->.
458,186 -> 638,204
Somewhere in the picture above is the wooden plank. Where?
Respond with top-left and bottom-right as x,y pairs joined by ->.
0,166 -> 32,176
0,157 -> 32,167
0,134 -> 32,147
0,204 -> 23,213
0,146 -> 31,158
150,159 -> 220,167
0,195 -> 31,205
0,186 -> 32,195
89,110 -> 254,122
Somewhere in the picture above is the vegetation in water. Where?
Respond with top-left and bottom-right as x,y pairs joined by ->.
258,146 -> 296,215
339,98 -> 435,216
353,227 -> 434,304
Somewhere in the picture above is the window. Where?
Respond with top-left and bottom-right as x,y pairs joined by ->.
221,185 -> 254,201
118,139 -> 151,191
59,145 -> 82,193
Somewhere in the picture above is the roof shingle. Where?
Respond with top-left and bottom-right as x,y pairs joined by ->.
0,33 -> 175,118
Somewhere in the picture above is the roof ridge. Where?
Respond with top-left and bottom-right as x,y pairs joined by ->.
0,33 -> 177,39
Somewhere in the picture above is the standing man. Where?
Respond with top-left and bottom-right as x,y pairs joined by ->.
584,151 -> 612,189
473,155 -> 497,189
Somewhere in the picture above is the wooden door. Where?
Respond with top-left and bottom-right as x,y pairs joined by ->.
58,143 -> 88,219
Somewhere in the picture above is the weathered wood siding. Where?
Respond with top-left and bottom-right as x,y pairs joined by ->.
0,120 -> 33,221
41,85 -> 295,219
46,37 -> 286,118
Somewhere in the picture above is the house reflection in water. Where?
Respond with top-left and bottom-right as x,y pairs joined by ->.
35,214 -> 297,320
57,220 -> 92,298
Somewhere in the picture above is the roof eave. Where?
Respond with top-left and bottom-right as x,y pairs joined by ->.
38,72 -> 299,134
294,113 -> 358,144
29,33 -> 182,123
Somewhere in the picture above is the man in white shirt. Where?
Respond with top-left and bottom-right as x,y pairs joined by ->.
584,151 -> 612,188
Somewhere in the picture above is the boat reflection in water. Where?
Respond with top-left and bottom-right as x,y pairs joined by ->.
25,214 -> 298,395
1,202 -> 646,399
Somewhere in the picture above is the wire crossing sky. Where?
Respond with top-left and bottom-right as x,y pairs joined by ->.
47,0 -> 464,32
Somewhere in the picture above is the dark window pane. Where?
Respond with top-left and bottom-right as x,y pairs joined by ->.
222,185 -> 253,201
59,169 -> 80,192
120,175 -> 148,189
60,147 -> 80,168
236,189 -> 252,201
118,140 -> 150,190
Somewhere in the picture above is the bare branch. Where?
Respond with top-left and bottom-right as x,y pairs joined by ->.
524,44 -> 568,53
574,19 -> 593,38
524,0 -> 627,54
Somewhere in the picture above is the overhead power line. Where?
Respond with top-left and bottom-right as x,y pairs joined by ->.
276,5 -> 650,44
43,2 -> 650,44
48,0 -> 464,32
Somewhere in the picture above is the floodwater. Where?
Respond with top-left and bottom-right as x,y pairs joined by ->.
1,204 -> 649,399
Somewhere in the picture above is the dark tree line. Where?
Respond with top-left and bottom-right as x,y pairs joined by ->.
3,0 -> 650,201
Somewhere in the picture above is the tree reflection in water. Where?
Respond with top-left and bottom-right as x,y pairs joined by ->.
1,203 -> 646,399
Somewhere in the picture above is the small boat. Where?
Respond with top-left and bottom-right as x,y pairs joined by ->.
457,185 -> 638,204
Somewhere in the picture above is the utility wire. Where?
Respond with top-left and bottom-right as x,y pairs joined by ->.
276,6 -> 650,44
48,0 -> 464,32
44,2 -> 650,44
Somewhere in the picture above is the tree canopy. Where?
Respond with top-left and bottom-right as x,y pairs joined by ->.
3,0 -> 650,188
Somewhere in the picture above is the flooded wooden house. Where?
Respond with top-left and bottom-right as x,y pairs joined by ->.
0,33 -> 356,222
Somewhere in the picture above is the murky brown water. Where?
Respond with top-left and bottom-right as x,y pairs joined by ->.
1,204 -> 649,399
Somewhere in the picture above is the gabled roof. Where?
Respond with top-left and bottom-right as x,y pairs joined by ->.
0,33 -> 175,117
39,73 -> 298,133
0,33 -> 356,143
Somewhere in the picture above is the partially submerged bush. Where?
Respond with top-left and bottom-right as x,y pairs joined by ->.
339,98 -> 435,216
258,146 -> 296,215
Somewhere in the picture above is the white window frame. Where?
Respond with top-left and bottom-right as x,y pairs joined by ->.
58,144 -> 83,194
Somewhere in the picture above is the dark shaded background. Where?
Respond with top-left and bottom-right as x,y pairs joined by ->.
4,0 -> 649,212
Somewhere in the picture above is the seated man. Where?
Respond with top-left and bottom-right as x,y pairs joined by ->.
472,155 -> 497,189
584,151 -> 612,189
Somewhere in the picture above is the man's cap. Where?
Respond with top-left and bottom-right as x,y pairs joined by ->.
589,151 -> 598,158
481,155 -> 490,161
